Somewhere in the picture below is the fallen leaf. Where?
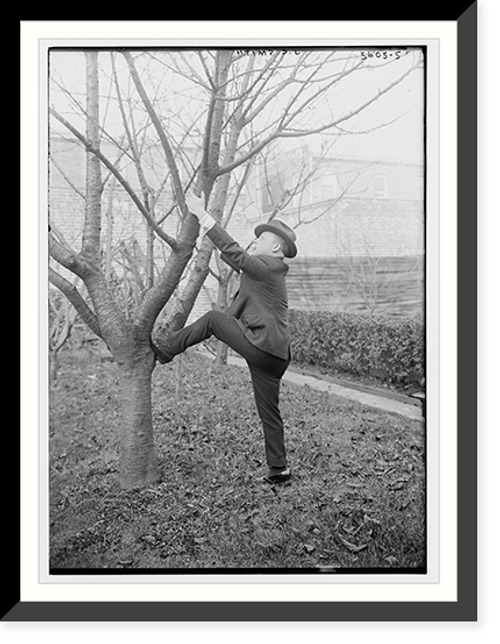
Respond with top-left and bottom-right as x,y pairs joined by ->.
344,523 -> 363,537
338,536 -> 368,553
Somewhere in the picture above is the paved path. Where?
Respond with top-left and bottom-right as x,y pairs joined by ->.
282,368 -> 423,420
202,351 -> 423,421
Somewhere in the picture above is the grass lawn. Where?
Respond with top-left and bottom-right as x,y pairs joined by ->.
49,349 -> 426,574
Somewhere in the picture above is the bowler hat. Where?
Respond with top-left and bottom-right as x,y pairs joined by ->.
254,219 -> 298,258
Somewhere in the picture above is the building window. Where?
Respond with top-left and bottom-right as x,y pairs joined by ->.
262,179 -> 285,213
373,174 -> 388,198
314,173 -> 339,202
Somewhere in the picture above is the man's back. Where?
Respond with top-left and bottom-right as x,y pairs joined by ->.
207,223 -> 291,360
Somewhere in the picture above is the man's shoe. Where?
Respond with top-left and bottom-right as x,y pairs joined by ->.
149,336 -> 174,364
263,467 -> 292,484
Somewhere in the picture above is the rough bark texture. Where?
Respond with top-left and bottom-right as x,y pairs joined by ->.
213,267 -> 231,367
50,51 -> 241,488
82,51 -> 103,264
78,52 -> 161,489
168,53 -> 241,332
117,349 -> 159,489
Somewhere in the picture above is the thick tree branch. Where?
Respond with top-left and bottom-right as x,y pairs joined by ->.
49,267 -> 102,339
204,50 -> 234,195
49,228 -> 89,279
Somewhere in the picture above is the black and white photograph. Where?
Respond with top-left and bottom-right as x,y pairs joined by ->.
13,8 -> 485,629
46,43 -> 429,577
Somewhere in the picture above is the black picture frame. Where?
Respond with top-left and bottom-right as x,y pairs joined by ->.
13,8 -> 477,622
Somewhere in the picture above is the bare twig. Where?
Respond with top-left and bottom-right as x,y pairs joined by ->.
123,51 -> 192,218
217,58 -> 419,178
49,106 -> 179,250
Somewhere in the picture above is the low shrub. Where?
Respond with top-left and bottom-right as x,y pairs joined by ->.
289,309 -> 425,391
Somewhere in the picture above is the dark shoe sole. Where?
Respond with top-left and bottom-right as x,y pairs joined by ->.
263,469 -> 292,485
149,337 -> 173,364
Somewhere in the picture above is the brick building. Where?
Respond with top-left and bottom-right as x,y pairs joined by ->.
49,136 -> 425,320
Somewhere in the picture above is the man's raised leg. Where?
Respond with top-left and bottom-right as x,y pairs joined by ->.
151,311 -> 252,364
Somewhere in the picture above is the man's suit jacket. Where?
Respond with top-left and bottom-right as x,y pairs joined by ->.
207,223 -> 291,360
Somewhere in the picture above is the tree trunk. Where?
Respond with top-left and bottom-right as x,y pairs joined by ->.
213,268 -> 230,368
117,350 -> 160,489
214,340 -> 229,368
105,174 -> 116,279
83,52 -> 160,489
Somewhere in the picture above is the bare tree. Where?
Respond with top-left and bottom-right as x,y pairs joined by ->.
48,47 -> 423,488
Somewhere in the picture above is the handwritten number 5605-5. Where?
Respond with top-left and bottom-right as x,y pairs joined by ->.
361,50 -> 402,61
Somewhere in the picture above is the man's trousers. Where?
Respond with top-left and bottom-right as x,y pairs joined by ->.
162,310 -> 290,469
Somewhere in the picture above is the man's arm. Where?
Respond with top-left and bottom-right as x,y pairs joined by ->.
186,193 -> 271,281
206,223 -> 272,281
220,252 -> 241,274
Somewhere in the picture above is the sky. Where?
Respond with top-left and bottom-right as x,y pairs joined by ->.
48,47 -> 425,166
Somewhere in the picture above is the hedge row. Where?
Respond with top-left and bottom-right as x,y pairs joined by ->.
289,309 -> 425,391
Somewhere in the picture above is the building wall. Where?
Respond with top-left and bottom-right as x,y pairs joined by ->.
48,136 -> 425,319
283,197 -> 424,259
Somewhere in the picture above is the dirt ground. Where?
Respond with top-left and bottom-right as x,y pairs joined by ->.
48,349 -> 426,574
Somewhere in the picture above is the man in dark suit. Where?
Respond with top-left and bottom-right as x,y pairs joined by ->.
150,193 -> 298,484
